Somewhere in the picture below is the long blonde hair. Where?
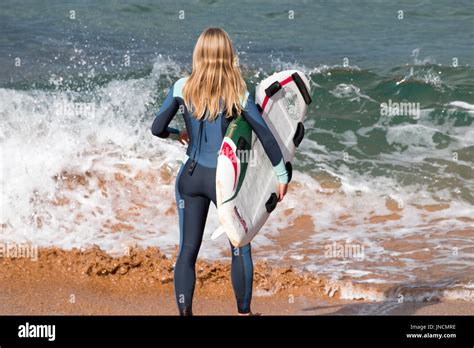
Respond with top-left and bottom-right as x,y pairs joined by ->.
183,28 -> 247,121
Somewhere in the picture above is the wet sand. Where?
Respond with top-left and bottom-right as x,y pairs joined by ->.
0,246 -> 473,316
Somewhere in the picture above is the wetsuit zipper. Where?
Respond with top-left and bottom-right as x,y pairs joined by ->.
188,121 -> 204,176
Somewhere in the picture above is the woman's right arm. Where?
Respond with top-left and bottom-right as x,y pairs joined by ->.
151,83 -> 181,138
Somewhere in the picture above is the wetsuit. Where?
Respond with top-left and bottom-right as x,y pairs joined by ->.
151,77 -> 288,315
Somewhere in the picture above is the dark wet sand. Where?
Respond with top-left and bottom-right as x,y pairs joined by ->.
0,247 -> 473,316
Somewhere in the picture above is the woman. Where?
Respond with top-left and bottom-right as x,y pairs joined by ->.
151,27 -> 289,316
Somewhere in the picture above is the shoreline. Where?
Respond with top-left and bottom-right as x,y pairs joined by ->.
0,246 -> 473,315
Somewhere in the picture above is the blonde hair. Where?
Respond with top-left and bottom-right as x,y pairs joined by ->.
183,28 -> 247,121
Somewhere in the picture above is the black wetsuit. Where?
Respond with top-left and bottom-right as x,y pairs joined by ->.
151,77 -> 287,315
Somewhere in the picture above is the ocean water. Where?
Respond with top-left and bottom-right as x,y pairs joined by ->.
1,0 -> 473,301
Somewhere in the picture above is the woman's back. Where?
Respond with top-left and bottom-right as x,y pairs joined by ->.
151,76 -> 284,170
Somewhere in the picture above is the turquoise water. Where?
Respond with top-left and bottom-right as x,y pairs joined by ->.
2,0 -> 474,79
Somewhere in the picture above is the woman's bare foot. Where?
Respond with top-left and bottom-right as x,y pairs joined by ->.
238,311 -> 261,316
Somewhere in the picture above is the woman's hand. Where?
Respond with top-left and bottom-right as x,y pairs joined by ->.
278,182 -> 288,202
178,129 -> 189,145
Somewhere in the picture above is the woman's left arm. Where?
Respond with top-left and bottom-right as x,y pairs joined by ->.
242,95 -> 289,186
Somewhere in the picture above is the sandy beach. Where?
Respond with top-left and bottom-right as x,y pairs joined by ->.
1,246 -> 473,316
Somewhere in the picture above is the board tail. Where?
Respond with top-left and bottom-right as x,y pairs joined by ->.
211,225 -> 226,240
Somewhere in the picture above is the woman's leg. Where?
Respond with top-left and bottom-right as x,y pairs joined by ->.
173,160 -> 211,316
229,242 -> 253,314
203,165 -> 255,315
174,193 -> 210,315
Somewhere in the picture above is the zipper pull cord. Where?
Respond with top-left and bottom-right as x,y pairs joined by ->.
188,121 -> 203,176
